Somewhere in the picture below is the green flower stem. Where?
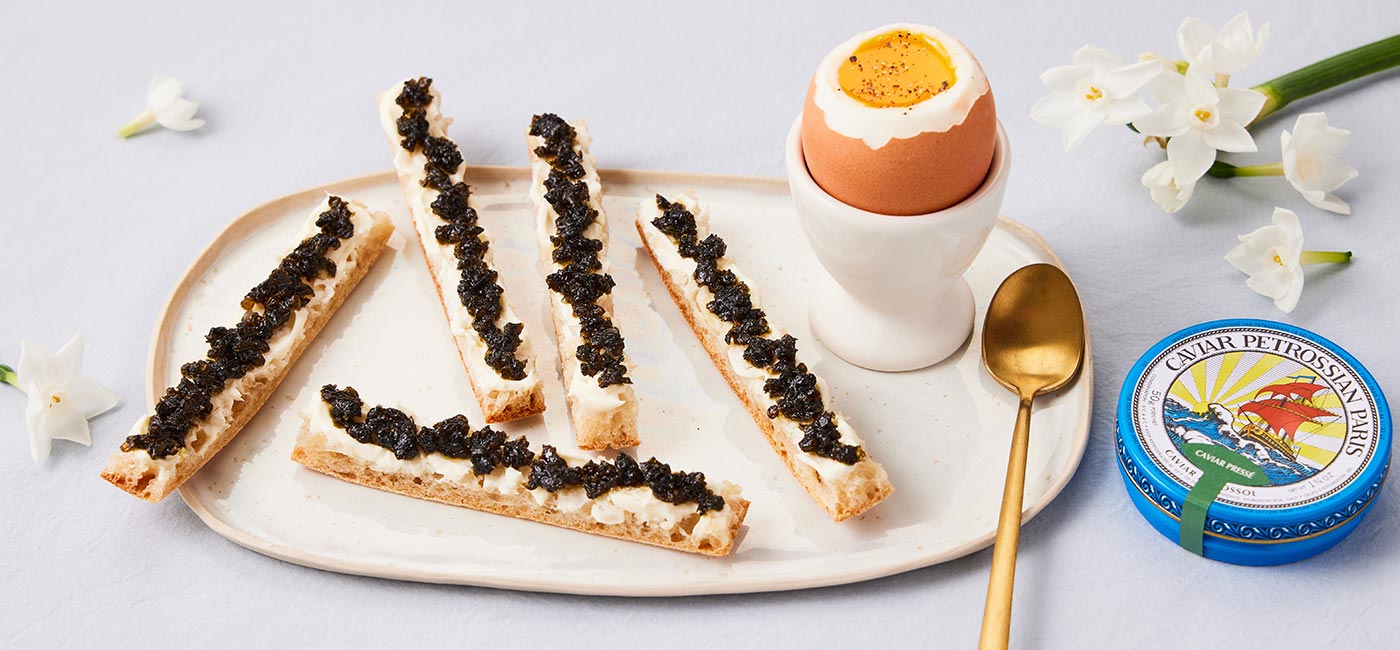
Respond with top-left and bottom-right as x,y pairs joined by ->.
1253,34 -> 1400,123
1207,161 -> 1284,178
116,110 -> 155,138
0,363 -> 17,388
1300,251 -> 1353,265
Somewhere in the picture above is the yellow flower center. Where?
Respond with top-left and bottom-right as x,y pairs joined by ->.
1193,108 -> 1213,123
1084,86 -> 1103,102
51,394 -> 62,405
1272,254 -> 1283,266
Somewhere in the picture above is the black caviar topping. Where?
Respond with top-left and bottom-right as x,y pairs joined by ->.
651,195 -> 861,465
423,136 -> 463,174
524,445 -> 577,492
320,388 -> 724,514
394,77 -> 528,381
395,76 -> 433,150
355,406 -> 420,459
322,384 -> 364,427
321,384 -> 538,469
395,76 -> 433,109
122,198 -> 357,459
524,446 -> 726,514
421,165 -> 453,191
798,413 -> 861,465
529,114 -> 585,179
529,112 -> 631,388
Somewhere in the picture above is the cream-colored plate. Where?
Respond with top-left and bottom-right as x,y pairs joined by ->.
156,167 -> 1093,595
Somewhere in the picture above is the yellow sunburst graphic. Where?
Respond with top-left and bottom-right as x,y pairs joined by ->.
1167,350 -> 1344,470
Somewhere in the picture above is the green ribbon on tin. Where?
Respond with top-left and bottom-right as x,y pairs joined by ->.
1179,443 -> 1272,556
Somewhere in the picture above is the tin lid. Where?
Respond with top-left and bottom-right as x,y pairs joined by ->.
1117,319 -> 1390,546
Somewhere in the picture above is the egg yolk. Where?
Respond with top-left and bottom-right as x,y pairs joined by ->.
837,30 -> 957,108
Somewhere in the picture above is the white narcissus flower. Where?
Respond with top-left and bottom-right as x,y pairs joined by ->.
117,76 -> 206,138
13,334 -> 119,461
1225,208 -> 1305,312
1030,45 -> 1163,151
1178,12 -> 1269,76
1133,63 -> 1266,183
1224,208 -> 1352,313
1282,112 -> 1358,215
1141,161 -> 1196,213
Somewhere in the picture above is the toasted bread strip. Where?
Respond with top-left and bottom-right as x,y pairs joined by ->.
292,405 -> 747,556
102,198 -> 393,502
377,79 -> 545,423
636,194 -> 892,522
525,116 -> 639,449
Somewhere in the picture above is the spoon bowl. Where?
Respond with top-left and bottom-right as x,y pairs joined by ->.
982,264 -> 1086,399
977,263 -> 1085,650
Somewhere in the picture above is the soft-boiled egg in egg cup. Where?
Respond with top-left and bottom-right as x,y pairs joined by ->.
800,24 -> 997,216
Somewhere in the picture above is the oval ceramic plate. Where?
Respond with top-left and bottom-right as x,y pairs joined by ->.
156,167 -> 1093,595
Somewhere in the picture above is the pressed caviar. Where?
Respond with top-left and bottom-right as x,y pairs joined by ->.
320,384 -> 536,470
651,195 -> 862,465
529,113 -> 631,388
394,77 -> 528,381
122,197 -> 358,459
319,386 -> 724,514
524,446 -> 724,513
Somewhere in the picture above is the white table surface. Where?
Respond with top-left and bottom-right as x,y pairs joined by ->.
3,1 -> 1397,648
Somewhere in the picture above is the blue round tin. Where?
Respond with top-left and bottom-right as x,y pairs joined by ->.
1116,319 -> 1390,565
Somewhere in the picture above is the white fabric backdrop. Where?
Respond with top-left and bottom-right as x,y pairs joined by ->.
2,1 -> 1396,647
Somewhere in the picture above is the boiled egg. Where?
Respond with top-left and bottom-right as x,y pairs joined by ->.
800,24 -> 997,215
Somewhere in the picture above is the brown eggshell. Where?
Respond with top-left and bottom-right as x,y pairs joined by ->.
801,80 -> 997,216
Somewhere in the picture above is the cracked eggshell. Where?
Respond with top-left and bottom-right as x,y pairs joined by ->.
799,25 -> 997,216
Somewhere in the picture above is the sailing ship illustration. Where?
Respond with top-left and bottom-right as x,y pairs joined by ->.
1214,375 -> 1338,462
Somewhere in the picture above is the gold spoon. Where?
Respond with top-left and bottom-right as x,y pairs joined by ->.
977,263 -> 1086,650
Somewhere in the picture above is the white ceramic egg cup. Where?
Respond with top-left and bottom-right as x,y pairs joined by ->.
785,118 -> 1010,372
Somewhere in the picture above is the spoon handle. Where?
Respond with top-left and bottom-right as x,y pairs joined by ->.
979,396 -> 1033,650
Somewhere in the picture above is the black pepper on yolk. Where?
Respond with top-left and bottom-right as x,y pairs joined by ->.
837,30 -> 957,108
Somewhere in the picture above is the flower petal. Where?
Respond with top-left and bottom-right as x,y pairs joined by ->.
1132,106 -> 1188,137
146,77 -> 186,113
1101,60 -> 1163,98
1030,94 -> 1079,127
42,403 -> 91,446
1071,45 -> 1124,69
50,334 -> 85,387
1201,119 -> 1257,153
1167,131 -> 1216,182
1289,112 -> 1327,140
1218,14 -> 1266,74
1274,266 -> 1305,313
1183,64 -> 1219,103
1216,87 -> 1267,125
1245,265 -> 1291,300
1225,239 -> 1275,276
1302,189 -> 1352,215
1270,208 -> 1305,259
1316,126 -> 1352,157
1040,64 -> 1090,94
17,340 -> 53,392
25,385 -> 50,461
1143,163 -> 1194,214
1145,70 -> 1189,106
154,98 -> 201,129
1254,22 -> 1271,57
1317,157 -> 1359,192
1177,17 -> 1216,62
1059,109 -> 1104,151
66,375 -> 120,419
1101,96 -> 1150,125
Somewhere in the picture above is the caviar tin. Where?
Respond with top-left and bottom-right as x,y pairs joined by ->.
1116,319 -> 1390,565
